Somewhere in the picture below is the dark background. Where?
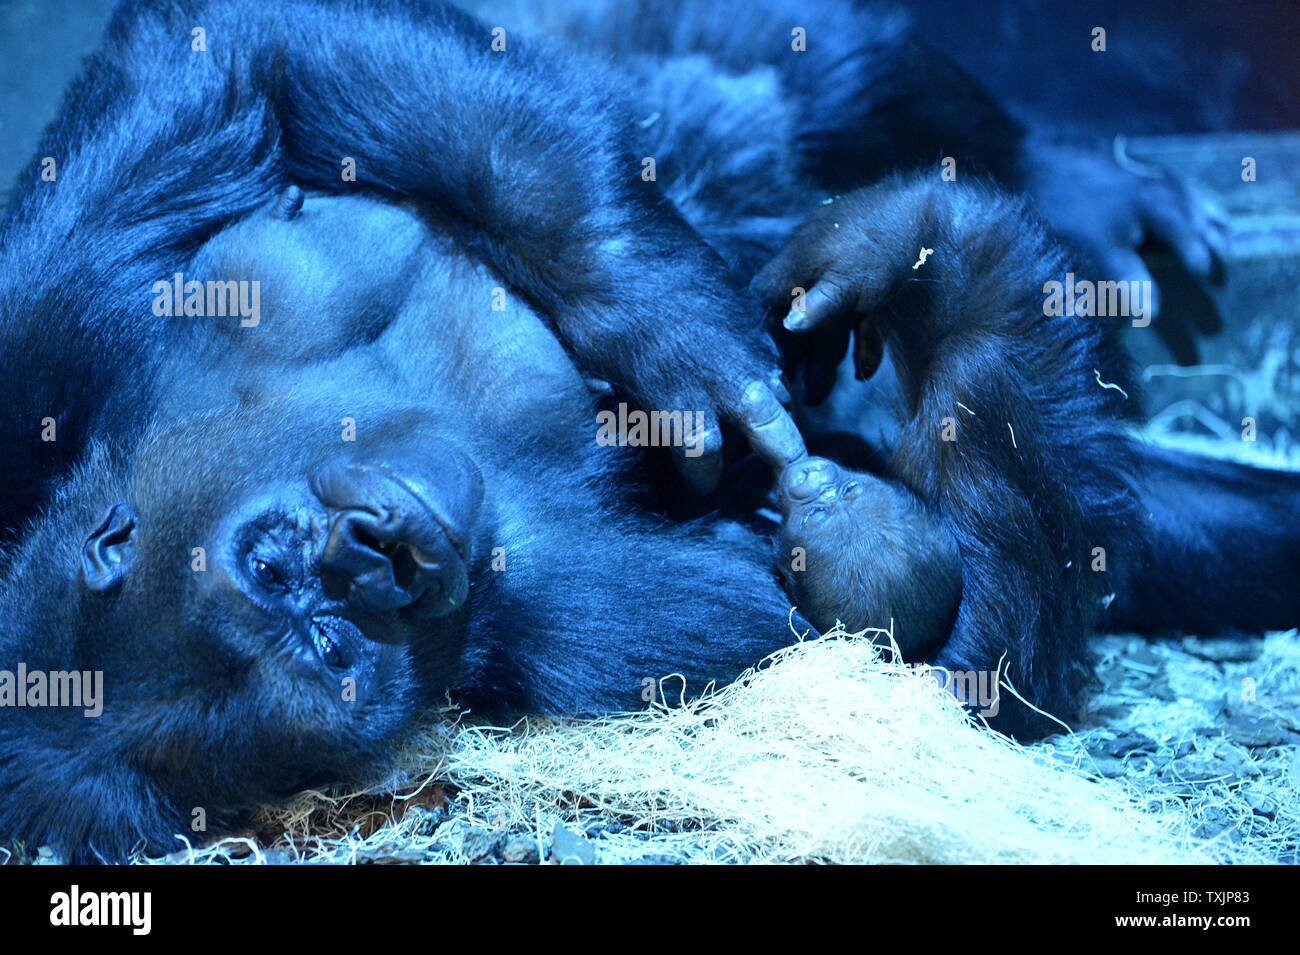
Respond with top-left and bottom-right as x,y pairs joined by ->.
2,0 -> 1298,200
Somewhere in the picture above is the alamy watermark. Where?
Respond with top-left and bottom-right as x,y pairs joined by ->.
151,272 -> 260,327
596,403 -> 709,458
1042,273 -> 1153,327
50,885 -> 150,935
0,664 -> 103,717
934,667 -> 1000,717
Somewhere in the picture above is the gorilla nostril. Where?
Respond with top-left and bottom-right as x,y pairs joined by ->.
320,506 -> 465,616
387,541 -> 437,594
350,525 -> 435,594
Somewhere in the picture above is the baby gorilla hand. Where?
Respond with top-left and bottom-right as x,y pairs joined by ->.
753,177 -> 980,404
775,456 -> 961,659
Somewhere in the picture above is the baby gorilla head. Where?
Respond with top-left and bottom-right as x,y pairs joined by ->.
0,396 -> 485,861
776,456 -> 962,659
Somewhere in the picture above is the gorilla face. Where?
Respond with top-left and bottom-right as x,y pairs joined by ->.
119,401 -> 485,711
0,395 -> 492,857
775,456 -> 961,659
187,435 -> 485,646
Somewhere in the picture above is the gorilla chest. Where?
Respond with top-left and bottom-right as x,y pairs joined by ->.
181,193 -> 594,443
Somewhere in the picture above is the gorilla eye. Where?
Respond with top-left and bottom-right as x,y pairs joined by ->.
311,616 -> 358,672
248,555 -> 284,589
315,632 -> 346,670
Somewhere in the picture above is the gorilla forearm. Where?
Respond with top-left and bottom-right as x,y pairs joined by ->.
0,0 -> 800,531
458,509 -> 809,716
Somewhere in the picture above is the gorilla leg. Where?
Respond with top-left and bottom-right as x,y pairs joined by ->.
1107,439 -> 1300,637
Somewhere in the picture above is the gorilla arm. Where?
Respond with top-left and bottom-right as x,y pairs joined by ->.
758,174 -> 1140,737
263,0 -> 806,487
480,0 -> 1227,341
0,0 -> 804,513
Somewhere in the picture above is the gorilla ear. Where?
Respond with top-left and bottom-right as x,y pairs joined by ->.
81,502 -> 138,593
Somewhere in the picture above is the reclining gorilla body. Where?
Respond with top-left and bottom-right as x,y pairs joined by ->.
1,0 -> 1297,861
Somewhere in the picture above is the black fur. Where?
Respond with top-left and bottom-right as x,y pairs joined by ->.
0,0 -> 1293,862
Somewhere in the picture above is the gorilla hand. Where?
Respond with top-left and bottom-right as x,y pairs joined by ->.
753,183 -> 917,404
563,285 -> 806,491
1015,138 -> 1229,347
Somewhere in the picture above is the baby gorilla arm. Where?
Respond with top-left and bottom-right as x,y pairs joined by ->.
758,174 -> 1141,737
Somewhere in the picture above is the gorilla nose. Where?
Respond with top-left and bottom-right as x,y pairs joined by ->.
312,454 -> 483,619
780,457 -> 841,503
319,507 -> 466,614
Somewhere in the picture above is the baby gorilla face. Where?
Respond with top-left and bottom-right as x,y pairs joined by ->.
776,456 -> 962,659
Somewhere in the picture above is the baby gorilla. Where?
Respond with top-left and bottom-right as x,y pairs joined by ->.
776,457 -> 960,659
759,175 -> 1300,733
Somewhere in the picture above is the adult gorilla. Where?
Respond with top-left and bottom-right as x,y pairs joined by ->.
1,0 -> 1291,862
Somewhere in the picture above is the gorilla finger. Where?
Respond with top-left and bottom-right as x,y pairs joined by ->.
672,414 -> 724,494
753,253 -> 817,316
1202,195 -> 1231,229
1101,248 -> 1160,318
784,272 -> 853,332
734,380 -> 807,471
768,369 -> 792,407
1155,311 -> 1201,366
1203,220 -> 1230,285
